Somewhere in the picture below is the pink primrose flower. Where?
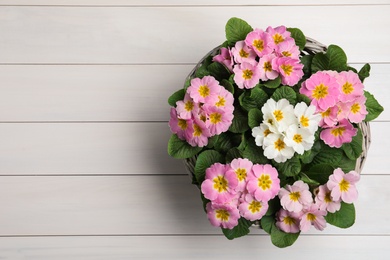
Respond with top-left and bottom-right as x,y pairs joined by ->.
246,164 -> 280,202
203,105 -> 234,136
245,29 -> 272,57
344,96 -> 368,123
320,119 -> 357,148
272,57 -> 304,86
276,39 -> 300,59
227,158 -> 253,192
201,163 -> 238,204
258,54 -> 279,81
212,87 -> 234,113
187,76 -> 221,103
279,180 -> 313,213
175,93 -> 198,120
266,25 -> 291,46
300,71 -> 340,111
185,118 -> 211,147
212,47 -> 234,72
231,40 -> 257,65
275,209 -> 302,233
206,202 -> 240,229
238,193 -> 269,221
327,168 -> 360,204
233,62 -> 261,89
300,204 -> 327,232
336,71 -> 364,102
168,107 -> 190,140
318,105 -> 339,128
315,185 -> 341,213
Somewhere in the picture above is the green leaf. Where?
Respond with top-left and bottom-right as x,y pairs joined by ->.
195,64 -> 210,78
200,193 -> 210,212
229,106 -> 249,133
271,224 -> 300,248
338,154 -> 357,172
213,132 -> 234,153
225,147 -> 243,163
364,90 -> 384,121
273,156 -> 301,177
221,79 -> 235,94
299,172 -> 320,186
287,28 -> 306,50
248,108 -> 263,129
342,128 -> 363,160
184,78 -> 191,90
266,198 -> 281,216
297,94 -> 311,105
263,76 -> 282,89
239,86 -> 269,112
301,55 -> 313,76
358,63 -> 371,82
347,66 -> 358,73
311,45 -> 348,73
168,89 -> 185,107
260,215 -> 274,234
222,218 -> 253,240
208,62 -> 231,82
325,202 -> 355,228
225,17 -> 253,45
194,150 -> 224,183
242,135 -> 269,164
311,144 -> 343,167
271,86 -> 297,105
305,164 -> 335,184
167,134 -> 203,159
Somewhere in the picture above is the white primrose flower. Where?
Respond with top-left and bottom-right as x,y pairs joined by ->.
252,123 -> 273,148
294,102 -> 321,134
262,98 -> 297,134
284,124 -> 315,155
263,133 -> 295,163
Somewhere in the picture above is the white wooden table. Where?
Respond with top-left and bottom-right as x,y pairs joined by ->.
0,1 -> 389,259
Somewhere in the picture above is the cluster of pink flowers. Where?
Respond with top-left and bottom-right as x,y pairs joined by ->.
300,70 -> 368,148
276,168 -> 360,233
213,26 -> 304,88
169,76 -> 234,147
201,159 -> 280,229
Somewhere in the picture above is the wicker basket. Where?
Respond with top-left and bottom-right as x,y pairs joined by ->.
184,38 -> 371,180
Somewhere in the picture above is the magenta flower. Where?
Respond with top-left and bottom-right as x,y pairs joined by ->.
279,180 -> 313,213
168,107 -> 190,140
227,158 -> 253,192
245,29 -> 272,57
320,119 -> 357,148
201,163 -> 238,204
345,96 -> 368,123
239,193 -> 269,221
185,118 -> 211,147
175,93 -> 198,120
315,185 -> 341,213
203,105 -> 233,136
275,209 -> 302,233
336,71 -> 364,102
233,62 -> 261,89
300,204 -> 327,232
206,202 -> 240,229
187,76 -> 221,103
246,164 -> 280,202
300,71 -> 340,111
212,47 -> 234,72
272,57 -> 304,86
276,39 -> 300,59
258,54 -> 279,81
327,168 -> 360,204
231,40 -> 257,65
266,25 -> 291,46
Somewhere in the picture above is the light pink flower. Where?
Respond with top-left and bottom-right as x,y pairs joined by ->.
272,57 -> 304,86
233,62 -> 261,89
320,119 -> 357,148
231,40 -> 257,65
187,76 -> 221,103
345,96 -> 368,123
212,87 -> 234,113
258,54 -> 279,81
336,71 -> 364,102
266,25 -> 291,46
246,164 -> 280,202
185,118 -> 211,147
227,158 -> 253,192
206,202 -> 240,229
201,163 -> 238,204
315,185 -> 341,213
276,39 -> 300,59
300,71 -> 340,111
300,204 -> 327,232
203,105 -> 233,136
175,93 -> 198,120
239,193 -> 269,221
168,107 -> 190,140
318,105 -> 339,128
245,29 -> 272,57
279,180 -> 313,213
327,168 -> 360,204
275,209 -> 302,233
212,47 -> 234,72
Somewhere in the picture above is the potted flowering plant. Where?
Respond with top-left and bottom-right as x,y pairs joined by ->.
167,17 -> 383,247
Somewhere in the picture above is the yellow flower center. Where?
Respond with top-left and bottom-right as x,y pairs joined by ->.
198,85 -> 210,98
283,216 -> 296,226
215,96 -> 226,107
209,112 -> 222,124
293,134 -> 303,144
351,103 -> 360,114
193,124 -> 203,137
242,69 -> 253,80
331,127 -> 345,137
178,119 -> 187,130
289,191 -> 300,202
274,138 -> 285,151
282,51 -> 292,57
213,175 -> 228,193
235,168 -> 247,182
306,213 -> 316,221
258,174 -> 272,190
216,209 -> 230,222
300,115 -> 309,127
312,84 -> 329,100
239,48 -> 249,58
263,61 -> 272,72
267,118 -> 274,126
273,110 -> 284,121
342,82 -> 354,94
264,129 -> 272,137
324,192 -> 332,203
199,114 -> 207,122
184,100 -> 194,112
273,34 -> 284,44
248,200 -> 262,213
321,108 -> 331,118
339,179 -> 350,192
253,39 -> 264,52
281,64 -> 293,76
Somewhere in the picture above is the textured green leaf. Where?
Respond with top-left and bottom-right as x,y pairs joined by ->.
208,62 -> 231,82
222,218 -> 253,240
225,147 -> 243,163
229,107 -> 249,133
239,86 -> 269,112
242,135 -> 269,164
263,76 -> 282,89
271,224 -> 300,248
271,86 -> 297,105
248,108 -> 263,129
342,128 -> 363,160
221,79 -> 234,94
213,132 -> 234,153
168,89 -> 185,107
301,55 -> 313,76
167,134 -> 203,159
311,45 -> 348,73
287,28 -> 306,50
260,215 -> 274,234
358,63 -> 370,82
325,202 -> 355,228
305,164 -> 335,184
225,17 -> 253,45
194,150 -> 224,183
364,90 -> 384,121
273,156 -> 301,177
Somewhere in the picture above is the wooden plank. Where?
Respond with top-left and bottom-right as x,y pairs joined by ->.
0,236 -> 388,259
0,175 -> 387,235
0,122 -> 386,175
0,6 -> 389,64
0,63 -> 387,122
